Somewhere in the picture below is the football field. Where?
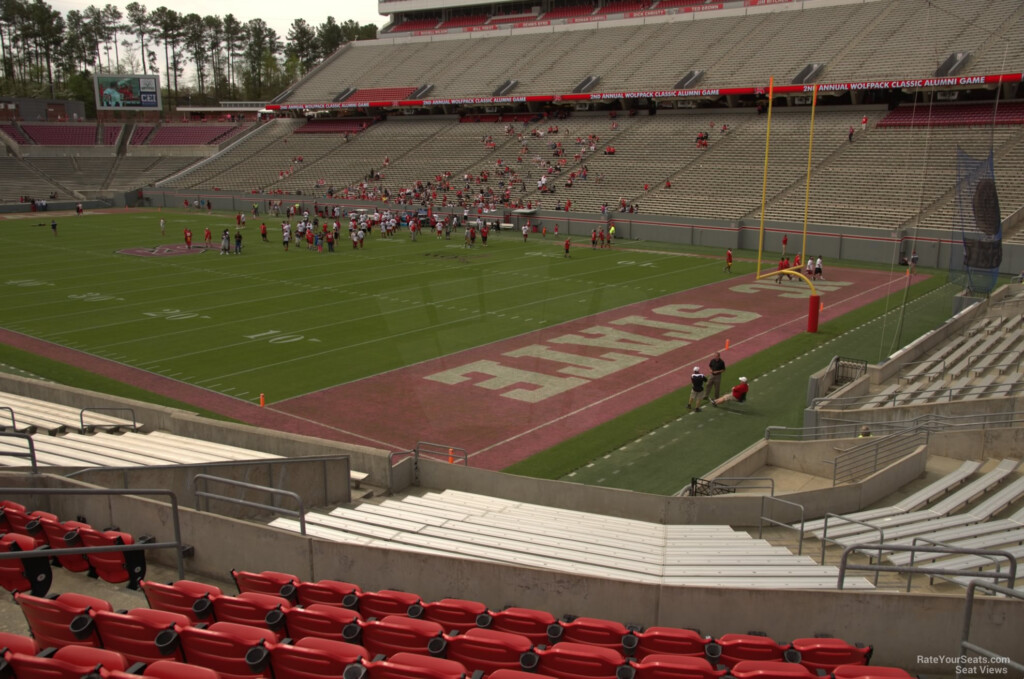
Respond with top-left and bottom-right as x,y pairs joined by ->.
0,208 -> 951,484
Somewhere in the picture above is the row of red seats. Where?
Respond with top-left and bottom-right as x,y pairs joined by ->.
0,500 -> 147,594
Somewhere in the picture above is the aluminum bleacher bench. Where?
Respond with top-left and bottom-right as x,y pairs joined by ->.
886,525 -> 1024,567
927,543 -> 1024,584
660,576 -> 874,589
0,391 -> 137,433
801,459 -> 982,534
818,459 -> 1020,540
885,505 -> 1024,566
837,473 -> 1024,553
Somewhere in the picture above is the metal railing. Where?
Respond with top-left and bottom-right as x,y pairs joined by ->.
831,356 -> 868,387
687,477 -> 736,496
190,474 -> 307,535
812,379 -> 1024,410
692,476 -> 775,496
80,407 -> 138,433
759,496 -> 805,555
0,406 -> 21,432
962,581 -> 1024,675
0,487 -> 185,580
820,513 -> 884,585
0,431 -> 39,472
836,543 -> 1017,591
767,410 -> 1024,441
906,536 -> 1007,592
831,429 -> 927,486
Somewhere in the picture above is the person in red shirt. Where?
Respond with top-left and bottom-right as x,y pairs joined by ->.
183,228 -> 192,250
723,248 -> 733,273
260,223 -> 268,242
599,230 -> 606,248
781,233 -> 788,256
591,229 -> 598,249
481,224 -> 489,246
713,377 -> 749,406
564,237 -> 571,258
204,227 -> 212,248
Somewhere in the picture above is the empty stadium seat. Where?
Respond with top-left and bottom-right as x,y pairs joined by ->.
789,638 -> 871,674
91,608 -> 191,664
71,525 -> 147,589
100,658 -> 223,678
627,654 -> 725,679
347,589 -> 421,618
231,569 -> 299,602
0,631 -> 38,655
345,652 -> 469,679
409,598 -> 488,633
710,634 -> 793,669
204,592 -> 292,640
520,642 -> 627,679
477,607 -> 556,646
175,621 -> 272,678
295,579 -> 362,608
432,627 -> 532,676
0,532 -> 52,596
490,671 -> 557,679
248,637 -> 369,678
4,645 -> 129,678
37,516 -> 93,574
727,661 -> 815,679
548,616 -> 634,652
15,591 -> 112,648
344,615 -> 445,657
631,627 -> 713,659
141,580 -> 224,623
284,603 -> 361,641
0,501 -> 56,547
831,667 -> 914,679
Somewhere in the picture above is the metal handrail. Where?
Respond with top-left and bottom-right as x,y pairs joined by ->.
707,476 -> 775,496
813,380 -> 1024,409
759,496 -> 805,555
0,406 -> 18,431
820,513 -> 884,585
837,544 -> 1017,591
415,441 -> 468,465
0,432 -> 39,473
906,536 -> 1005,592
962,581 -> 1024,675
190,474 -> 306,535
0,486 -> 185,580
832,430 -> 926,486
766,410 -> 1024,440
79,407 -> 138,432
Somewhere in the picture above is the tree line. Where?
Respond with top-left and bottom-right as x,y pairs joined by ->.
0,0 -> 377,108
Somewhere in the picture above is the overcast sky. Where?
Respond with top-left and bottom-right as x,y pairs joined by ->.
48,0 -> 388,43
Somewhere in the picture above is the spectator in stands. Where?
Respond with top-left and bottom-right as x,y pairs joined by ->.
848,126 -> 854,143
858,425 -> 872,438
712,377 -> 748,406
861,114 -> 868,131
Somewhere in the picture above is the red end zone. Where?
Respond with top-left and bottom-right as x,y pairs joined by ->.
274,267 -> 913,470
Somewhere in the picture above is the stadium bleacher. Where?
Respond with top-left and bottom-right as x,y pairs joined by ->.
20,124 -> 97,145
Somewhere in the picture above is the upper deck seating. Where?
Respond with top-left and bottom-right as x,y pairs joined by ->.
130,125 -> 154,145
597,1 -> 645,15
294,119 -> 371,134
388,18 -> 441,33
0,123 -> 31,144
437,15 -> 488,29
344,88 -> 418,104
540,5 -> 594,20
21,124 -> 96,145
102,125 -> 123,145
877,102 -> 1024,128
148,125 -> 240,145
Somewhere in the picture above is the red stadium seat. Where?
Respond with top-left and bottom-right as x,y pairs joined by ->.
0,631 -> 38,655
0,532 -> 52,596
231,569 -> 299,603
176,621 -> 272,678
100,659 -> 224,678
410,598 -> 488,633
632,627 -> 713,659
15,591 -> 112,648
141,580 -> 223,623
71,525 -> 146,589
435,627 -> 532,677
284,603 -> 361,641
0,502 -> 56,548
832,667 -> 915,679
92,608 -> 191,664
37,517 -> 93,573
727,661 -> 815,679
521,641 -> 627,679
490,671 -> 558,679
294,578 -> 362,608
711,634 -> 791,668
628,654 -> 726,679
206,592 -> 293,640
478,607 -> 556,646
548,616 -> 634,652
344,615 -> 445,658
789,637 -> 871,674
251,637 -> 369,678
5,645 -> 128,678
349,589 -> 421,619
347,652 -> 469,679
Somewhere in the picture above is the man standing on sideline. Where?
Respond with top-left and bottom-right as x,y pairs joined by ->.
160,218 -> 165,236
781,233 -> 788,256
50,219 -> 57,236
687,366 -> 708,412
724,248 -> 733,273
184,227 -> 192,250
707,352 -> 726,401
564,236 -> 571,258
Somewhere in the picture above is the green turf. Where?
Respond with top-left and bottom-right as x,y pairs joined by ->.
0,208 -> 982,494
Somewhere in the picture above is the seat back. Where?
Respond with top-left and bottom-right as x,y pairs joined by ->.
790,638 -> 870,674
75,527 -> 145,589
356,652 -> 468,679
633,627 -> 710,659
355,616 -> 445,658
714,634 -> 790,668
0,532 -> 52,596
0,631 -> 38,655
630,654 -> 725,679
231,569 -> 298,602
177,621 -> 271,677
210,592 -> 291,640
295,579 -> 361,608
481,608 -> 556,647
92,608 -> 190,663
15,592 -> 112,648
266,638 -> 369,679
728,660 -> 816,679
528,642 -> 626,679
5,645 -> 128,679
412,598 -> 487,634
356,589 -> 421,619
38,518 -> 92,573
443,628 -> 532,676
551,617 -> 630,651
141,580 -> 223,623
284,603 -> 361,641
